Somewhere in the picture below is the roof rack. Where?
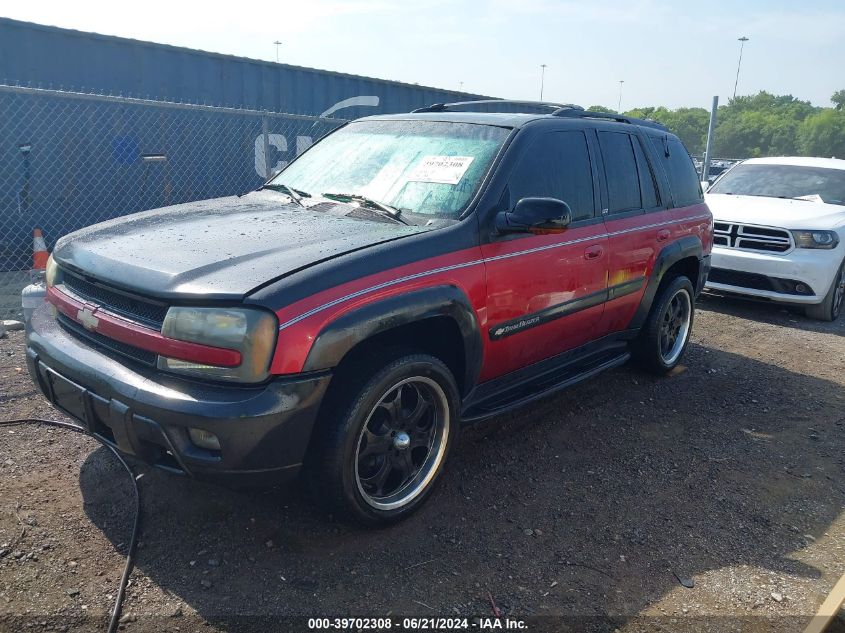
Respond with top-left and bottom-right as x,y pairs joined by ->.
411,99 -> 669,132
553,107 -> 669,131
553,108 -> 628,122
412,99 -> 584,113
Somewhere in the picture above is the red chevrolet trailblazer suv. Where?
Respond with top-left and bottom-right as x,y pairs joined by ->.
27,101 -> 712,524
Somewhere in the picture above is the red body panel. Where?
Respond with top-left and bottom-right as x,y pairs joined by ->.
479,226 -> 608,381
600,204 -> 711,334
47,285 -> 243,367
269,206 -> 712,384
270,247 -> 488,375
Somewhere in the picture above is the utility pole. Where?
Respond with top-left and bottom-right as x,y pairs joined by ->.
273,40 -> 282,63
702,96 -> 719,186
618,80 -> 625,112
733,36 -> 749,99
540,64 -> 547,101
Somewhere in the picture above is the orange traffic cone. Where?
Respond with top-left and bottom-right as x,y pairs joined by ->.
33,228 -> 48,270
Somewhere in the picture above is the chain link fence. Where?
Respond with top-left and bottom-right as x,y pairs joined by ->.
0,84 -> 347,317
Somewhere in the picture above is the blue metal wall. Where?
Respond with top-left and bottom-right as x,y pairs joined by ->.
0,88 -> 348,270
0,18 -> 487,116
0,18 -> 498,272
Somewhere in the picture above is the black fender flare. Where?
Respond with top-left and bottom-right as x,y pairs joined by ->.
302,285 -> 483,393
629,236 -> 704,330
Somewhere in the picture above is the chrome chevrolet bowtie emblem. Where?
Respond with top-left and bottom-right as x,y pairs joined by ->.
77,308 -> 100,331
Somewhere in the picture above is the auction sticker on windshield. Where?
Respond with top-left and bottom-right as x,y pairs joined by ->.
408,155 -> 474,185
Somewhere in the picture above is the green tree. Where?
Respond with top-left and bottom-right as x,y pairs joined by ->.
580,91 -> 843,158
586,105 -> 618,113
797,109 -> 845,158
624,107 -> 656,119
649,107 -> 710,155
712,92 -> 820,157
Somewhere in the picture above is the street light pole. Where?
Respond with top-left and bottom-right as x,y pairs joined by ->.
733,36 -> 749,99
618,80 -> 625,112
540,64 -> 547,101
273,40 -> 282,63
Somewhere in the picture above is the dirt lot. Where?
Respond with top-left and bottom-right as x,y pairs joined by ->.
1,294 -> 844,632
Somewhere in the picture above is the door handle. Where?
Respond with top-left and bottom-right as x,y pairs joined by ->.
657,229 -> 671,242
584,245 -> 604,260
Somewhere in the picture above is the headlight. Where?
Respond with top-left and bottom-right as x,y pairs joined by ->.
45,254 -> 59,288
157,307 -> 278,382
792,230 -> 840,249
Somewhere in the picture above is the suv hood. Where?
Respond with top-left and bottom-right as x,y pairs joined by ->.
705,193 -> 845,230
54,191 -> 429,300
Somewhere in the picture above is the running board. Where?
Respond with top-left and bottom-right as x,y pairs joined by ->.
460,350 -> 631,424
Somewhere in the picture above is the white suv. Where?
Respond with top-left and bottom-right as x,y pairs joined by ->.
704,156 -> 845,321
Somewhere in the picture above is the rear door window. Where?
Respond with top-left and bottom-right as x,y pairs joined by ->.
508,130 -> 595,221
597,132 -> 642,214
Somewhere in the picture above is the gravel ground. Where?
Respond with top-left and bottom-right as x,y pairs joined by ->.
1,293 -> 845,632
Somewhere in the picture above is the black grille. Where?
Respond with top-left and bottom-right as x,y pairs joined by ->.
57,313 -> 158,366
62,273 -> 168,328
743,226 -> 787,238
708,268 -> 814,296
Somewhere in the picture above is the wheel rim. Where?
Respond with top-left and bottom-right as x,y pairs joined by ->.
355,376 -> 450,511
833,263 -> 845,318
659,288 -> 692,365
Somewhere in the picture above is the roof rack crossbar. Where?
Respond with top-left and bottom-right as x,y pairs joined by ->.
412,99 -> 584,114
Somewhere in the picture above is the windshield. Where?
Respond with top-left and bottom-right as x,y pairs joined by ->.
268,119 -> 510,219
710,163 -> 845,206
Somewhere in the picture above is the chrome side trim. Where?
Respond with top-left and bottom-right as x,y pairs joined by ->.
278,213 -> 711,331
277,259 -> 483,330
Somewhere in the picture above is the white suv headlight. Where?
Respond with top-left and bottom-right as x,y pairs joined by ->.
791,230 -> 839,249
157,307 -> 278,382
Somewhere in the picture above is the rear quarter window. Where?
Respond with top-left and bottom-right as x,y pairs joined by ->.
648,135 -> 703,208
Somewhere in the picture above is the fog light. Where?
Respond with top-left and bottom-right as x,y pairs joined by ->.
796,283 -> 808,294
188,428 -> 221,451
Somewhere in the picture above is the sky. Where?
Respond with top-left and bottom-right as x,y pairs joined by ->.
2,0 -> 844,110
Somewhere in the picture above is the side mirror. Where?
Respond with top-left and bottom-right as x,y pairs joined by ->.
700,181 -> 710,192
496,197 -> 573,234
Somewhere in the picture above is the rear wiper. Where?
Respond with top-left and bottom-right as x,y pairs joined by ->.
321,192 -> 410,225
261,183 -> 309,208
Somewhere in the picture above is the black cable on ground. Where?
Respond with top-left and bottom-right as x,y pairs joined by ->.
0,417 -> 141,633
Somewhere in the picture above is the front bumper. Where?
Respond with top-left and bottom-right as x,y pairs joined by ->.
25,303 -> 331,484
705,245 -> 841,305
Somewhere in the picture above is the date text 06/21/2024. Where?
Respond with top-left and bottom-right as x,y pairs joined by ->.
306,617 -> 528,630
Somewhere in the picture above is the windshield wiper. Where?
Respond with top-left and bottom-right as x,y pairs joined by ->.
321,192 -> 410,225
261,183 -> 309,208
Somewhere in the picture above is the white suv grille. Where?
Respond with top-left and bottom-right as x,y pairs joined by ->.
713,222 -> 792,253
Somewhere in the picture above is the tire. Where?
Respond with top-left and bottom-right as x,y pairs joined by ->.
632,275 -> 695,374
305,352 -> 459,526
805,258 -> 845,322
